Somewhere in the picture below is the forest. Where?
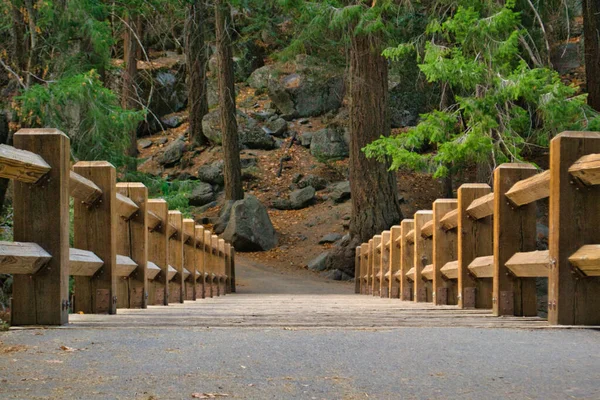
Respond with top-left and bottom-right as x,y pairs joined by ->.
0,0 -> 599,314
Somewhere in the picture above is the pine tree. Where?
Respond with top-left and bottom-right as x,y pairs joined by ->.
583,0 -> 600,111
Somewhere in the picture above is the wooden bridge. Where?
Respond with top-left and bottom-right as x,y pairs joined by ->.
358,131 -> 600,326
0,129 -> 234,326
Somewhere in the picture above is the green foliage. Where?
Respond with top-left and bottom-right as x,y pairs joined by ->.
365,3 -> 600,178
16,71 -> 144,167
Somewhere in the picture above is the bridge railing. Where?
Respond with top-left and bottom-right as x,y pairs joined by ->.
357,131 -> 600,326
0,128 -> 235,326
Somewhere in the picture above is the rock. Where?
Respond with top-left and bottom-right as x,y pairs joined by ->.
214,200 -> 236,235
300,132 -> 313,148
292,173 -> 303,184
138,139 -> 153,149
330,181 -> 351,203
307,252 -> 329,272
197,160 -> 224,185
310,128 -> 349,159
157,137 -> 186,166
222,195 -> 278,251
271,198 -> 292,210
289,186 -> 316,209
160,113 -> 187,129
248,65 -> 277,89
319,233 -> 343,244
202,109 -> 276,150
196,201 -> 218,214
240,157 -> 258,169
552,43 -> 583,74
263,118 -> 288,137
252,110 -> 276,121
321,269 -> 353,281
298,175 -> 328,191
299,118 -> 310,125
156,137 -> 169,145
187,182 -> 215,207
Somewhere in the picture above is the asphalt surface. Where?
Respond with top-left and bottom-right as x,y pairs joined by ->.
1,258 -> 599,399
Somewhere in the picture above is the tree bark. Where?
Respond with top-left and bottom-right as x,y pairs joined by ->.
122,15 -> 139,171
328,30 -> 402,275
185,0 -> 210,146
583,0 -> 600,111
215,0 -> 244,200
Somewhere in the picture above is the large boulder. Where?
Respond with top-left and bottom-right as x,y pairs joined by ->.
157,137 -> 186,166
310,128 -> 349,159
222,195 -> 278,251
197,160 -> 224,185
329,181 -> 351,203
202,109 -> 276,150
307,252 -> 329,272
297,175 -> 328,191
187,182 -> 215,207
289,186 -> 316,209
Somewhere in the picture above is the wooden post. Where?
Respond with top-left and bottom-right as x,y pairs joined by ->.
358,243 -> 367,294
218,238 -> 226,296
379,231 -> 391,297
371,235 -> 382,296
414,211 -> 433,302
389,226 -> 402,299
432,199 -> 458,305
400,219 -> 414,301
230,246 -> 236,293
458,184 -> 493,309
225,243 -> 232,294
354,246 -> 361,294
212,235 -> 220,296
115,183 -> 148,309
72,162 -> 117,315
168,211 -> 184,303
183,219 -> 196,301
367,239 -> 374,295
204,231 -> 213,298
12,129 -> 70,325
195,225 -> 206,299
493,164 -> 538,316
549,132 -> 600,325
147,200 -> 169,305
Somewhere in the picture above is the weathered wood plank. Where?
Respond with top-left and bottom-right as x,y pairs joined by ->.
115,192 -> 139,221
468,255 -> 494,278
70,171 -> 102,206
70,248 -> 104,276
568,153 -> 600,186
506,250 -> 550,277
466,193 -> 494,220
440,209 -> 458,231
568,245 -> 600,277
505,169 -> 550,206
440,260 -> 459,280
0,143 -> 51,183
12,129 -> 69,326
0,241 -> 51,274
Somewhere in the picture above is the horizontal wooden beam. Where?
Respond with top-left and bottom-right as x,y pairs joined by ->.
568,244 -> 600,277
569,153 -> 600,186
505,170 -> 550,206
183,268 -> 191,281
0,144 -> 51,183
505,250 -> 550,277
147,261 -> 161,280
69,171 -> 102,206
393,269 -> 402,281
439,209 -> 458,231
70,248 -> 104,276
466,193 -> 495,220
440,260 -> 458,280
405,229 -> 415,244
0,241 -> 51,274
421,264 -> 434,280
115,193 -> 139,221
167,264 -> 177,281
406,267 -> 415,281
420,220 -> 434,238
467,255 -> 494,278
147,211 -> 162,232
167,222 -> 178,239
116,254 -> 137,277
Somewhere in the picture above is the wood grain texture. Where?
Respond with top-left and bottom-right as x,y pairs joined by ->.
432,199 -> 459,305
12,129 -> 70,325
568,245 -> 600,276
0,241 -> 51,274
0,142 -> 50,183
441,261 -> 459,280
70,171 -> 102,206
168,211 -> 184,303
73,161 -> 117,315
506,250 -> 550,277
420,220 -> 434,238
116,255 -> 137,277
147,211 -> 162,232
147,261 -> 161,280
413,211 -> 433,303
421,264 -> 434,280
466,193 -> 495,220
115,192 -> 139,221
388,226 -> 402,298
568,153 -> 600,186
147,200 -> 169,305
400,219 -> 414,301
439,209 -> 458,231
505,169 -> 550,206
69,248 -> 104,276
468,256 -> 494,278
493,164 -> 537,317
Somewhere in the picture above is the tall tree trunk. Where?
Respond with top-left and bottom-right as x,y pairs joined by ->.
583,0 -> 600,111
215,0 -> 243,200
328,31 -> 402,275
24,0 -> 37,87
185,0 -> 209,146
11,3 -> 26,73
122,15 -> 139,171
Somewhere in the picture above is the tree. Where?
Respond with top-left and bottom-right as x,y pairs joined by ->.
583,0 -> 600,111
122,13 -> 141,170
185,0 -> 210,146
215,0 -> 244,200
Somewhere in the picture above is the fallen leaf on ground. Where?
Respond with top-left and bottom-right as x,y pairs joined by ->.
59,346 -> 77,352
191,393 -> 229,399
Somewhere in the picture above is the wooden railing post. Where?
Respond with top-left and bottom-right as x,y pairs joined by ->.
168,211 -> 184,303
183,219 -> 196,301
147,200 -> 169,305
366,239 -> 373,295
115,183 -> 148,309
72,161 -> 117,315
230,246 -> 236,293
400,220 -> 414,301
458,184 -> 493,309
414,211 -> 433,302
389,226 -> 402,299
225,242 -> 232,294
12,129 -> 70,325
211,235 -> 220,296
195,225 -> 206,299
218,238 -> 227,295
380,231 -> 391,297
493,164 -> 538,317
433,199 -> 458,305
359,243 -> 368,295
371,235 -> 382,296
549,132 -> 600,325
354,246 -> 361,294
